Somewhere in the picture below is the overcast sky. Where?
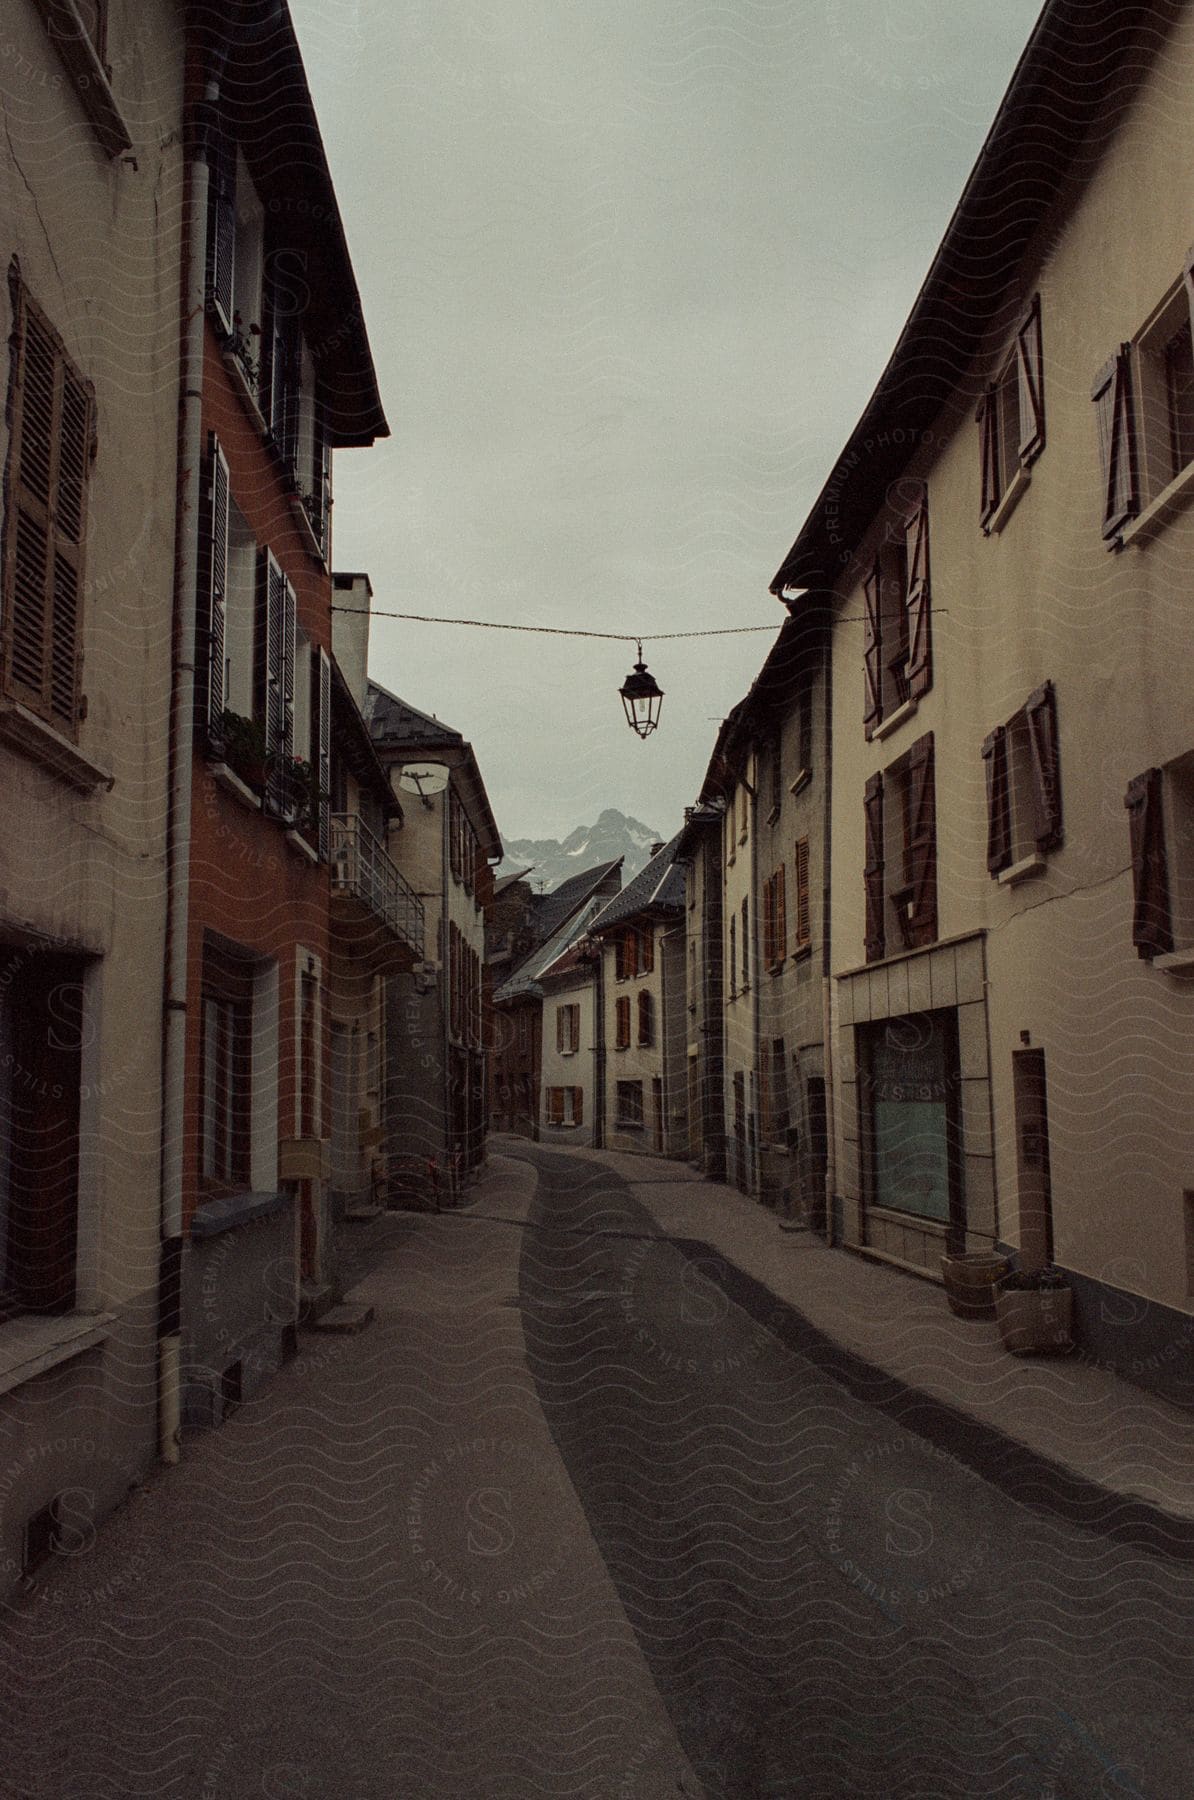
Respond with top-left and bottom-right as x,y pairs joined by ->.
289,0 -> 1043,844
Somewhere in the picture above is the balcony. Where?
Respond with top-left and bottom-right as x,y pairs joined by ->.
331,814 -> 424,965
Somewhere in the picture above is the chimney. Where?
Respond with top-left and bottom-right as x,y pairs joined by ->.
650,841 -> 665,857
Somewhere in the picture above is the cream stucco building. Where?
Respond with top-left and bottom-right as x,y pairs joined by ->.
770,0 -> 1194,1396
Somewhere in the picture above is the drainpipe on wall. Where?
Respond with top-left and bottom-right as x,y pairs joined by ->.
441,785 -> 452,1195
749,765 -> 761,1200
819,606 -> 837,1243
593,947 -> 605,1149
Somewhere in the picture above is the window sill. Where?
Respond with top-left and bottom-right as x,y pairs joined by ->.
545,1122 -> 582,1131
190,1191 -> 289,1240
791,942 -> 813,963
983,464 -> 1031,535
0,699 -> 113,792
766,804 -> 781,827
221,351 -> 269,437
1153,947 -> 1194,974
34,2 -> 132,157
997,851 -> 1046,886
614,1120 -> 643,1132
789,767 -> 812,798
560,1049 -> 578,1058
872,696 -> 918,742
288,491 -> 328,567
209,761 -> 262,811
284,829 -> 320,864
767,961 -> 784,978
0,1311 -> 116,1400
1119,458 -> 1194,548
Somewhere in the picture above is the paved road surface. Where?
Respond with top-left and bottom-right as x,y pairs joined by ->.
0,1143 -> 1190,1797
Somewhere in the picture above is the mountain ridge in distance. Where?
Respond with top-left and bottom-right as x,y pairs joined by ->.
496,807 -> 664,892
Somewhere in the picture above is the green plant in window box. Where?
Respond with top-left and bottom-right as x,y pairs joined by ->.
227,312 -> 261,391
283,755 -> 328,836
217,709 -> 272,792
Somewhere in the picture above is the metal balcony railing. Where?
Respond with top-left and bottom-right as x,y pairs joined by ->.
331,814 -> 424,958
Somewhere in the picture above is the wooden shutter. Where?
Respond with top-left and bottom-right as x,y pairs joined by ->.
1025,681 -> 1063,851
311,396 -> 332,562
257,552 -> 286,811
616,996 -> 630,1049
863,559 -> 882,737
906,734 -> 938,948
762,876 -> 774,968
196,434 -> 229,744
774,863 -> 786,964
547,1087 -> 563,1126
794,838 -> 811,947
1124,769 -> 1173,959
556,1008 -> 565,1053
863,773 -> 885,963
573,1087 -> 583,1127
205,126 -> 235,336
1092,348 -> 1138,540
638,990 -> 652,1046
316,647 -> 331,858
2,285 -> 93,738
640,926 -> 654,974
977,388 -> 1001,526
1016,294 -> 1045,465
981,725 -> 1012,875
904,487 -> 932,700
281,575 -> 296,779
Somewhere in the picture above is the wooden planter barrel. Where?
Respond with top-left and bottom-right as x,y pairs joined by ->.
940,1250 -> 1011,1319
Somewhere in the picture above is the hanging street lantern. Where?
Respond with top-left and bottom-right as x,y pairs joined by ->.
619,641 -> 664,738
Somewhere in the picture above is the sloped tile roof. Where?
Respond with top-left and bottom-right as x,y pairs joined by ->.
532,857 -> 623,940
365,679 -> 463,747
589,832 -> 684,933
493,895 -> 609,1005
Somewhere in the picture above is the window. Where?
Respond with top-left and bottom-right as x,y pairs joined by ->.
740,897 -> 750,989
637,925 -> 654,976
556,1003 -> 580,1055
768,736 -> 783,819
763,866 -> 786,970
615,995 -> 631,1050
793,838 -> 812,951
546,1086 -> 583,1128
1125,753 -> 1194,964
615,931 -> 631,982
1,276 -> 94,740
738,785 -> 749,844
615,1080 -> 643,1128
728,915 -> 737,999
978,294 -> 1045,531
1094,262 -> 1194,542
862,483 -> 931,737
200,945 -> 253,1192
0,949 -> 87,1315
688,940 -> 697,1014
982,682 -> 1062,878
864,733 -> 937,964
637,990 -> 654,1047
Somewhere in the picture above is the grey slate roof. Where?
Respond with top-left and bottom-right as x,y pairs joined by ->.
492,895 -> 608,1005
365,679 -> 464,747
589,832 -> 684,933
532,858 -> 623,941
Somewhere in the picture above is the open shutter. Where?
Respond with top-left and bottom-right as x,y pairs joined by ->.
775,862 -> 786,963
794,839 -> 811,947
281,577 -> 296,806
981,726 -> 1012,875
640,927 -> 654,975
317,647 -> 332,859
205,127 -> 235,336
1016,294 -> 1045,465
311,396 -> 332,562
977,388 -> 1000,527
906,733 -> 937,949
904,487 -> 932,700
1124,770 -> 1173,959
574,1088 -> 583,1128
1025,681 -> 1062,850
1092,348 -> 1138,541
256,551 -> 285,808
762,877 -> 774,968
556,1008 -> 565,1053
863,773 -> 885,964
196,434 -> 229,745
862,560 -> 882,737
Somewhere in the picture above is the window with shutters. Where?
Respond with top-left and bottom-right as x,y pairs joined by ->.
1,277 -> 94,742
615,995 -> 631,1050
763,866 -> 786,970
981,682 -> 1062,883
615,1080 -> 643,1128
556,1004 -> 580,1055
869,733 -> 937,963
222,497 -> 256,719
740,897 -> 750,989
1125,753 -> 1194,967
637,925 -> 654,976
793,838 -> 812,952
977,294 -> 1044,534
1094,261 -> 1194,545
863,483 -> 931,739
728,915 -> 737,999
199,943 -> 254,1194
254,551 -> 297,819
637,990 -> 654,1047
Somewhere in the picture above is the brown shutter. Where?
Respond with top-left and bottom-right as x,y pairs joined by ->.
794,838 -> 811,947
906,733 -> 937,948
640,926 -> 654,975
556,1008 -> 564,1053
547,1087 -> 563,1126
638,990 -> 652,1045
1016,294 -> 1045,465
904,486 -> 932,700
775,862 -> 786,962
1092,348 -> 1138,540
574,1087 -> 583,1127
978,388 -> 1000,527
863,773 -> 885,964
762,876 -> 774,968
1124,770 -> 1173,959
196,434 -> 229,746
863,559 -> 882,737
1025,681 -> 1063,851
981,726 -> 1012,875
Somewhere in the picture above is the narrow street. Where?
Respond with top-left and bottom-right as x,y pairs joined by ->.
2,1144 -> 1192,1799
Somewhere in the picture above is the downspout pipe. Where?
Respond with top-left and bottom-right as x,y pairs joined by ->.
818,607 -> 837,1243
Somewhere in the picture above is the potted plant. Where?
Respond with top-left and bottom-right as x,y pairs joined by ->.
995,1267 -> 1074,1354
226,311 -> 261,391
940,1247 -> 1011,1319
218,709 -> 272,792
282,755 -> 327,836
